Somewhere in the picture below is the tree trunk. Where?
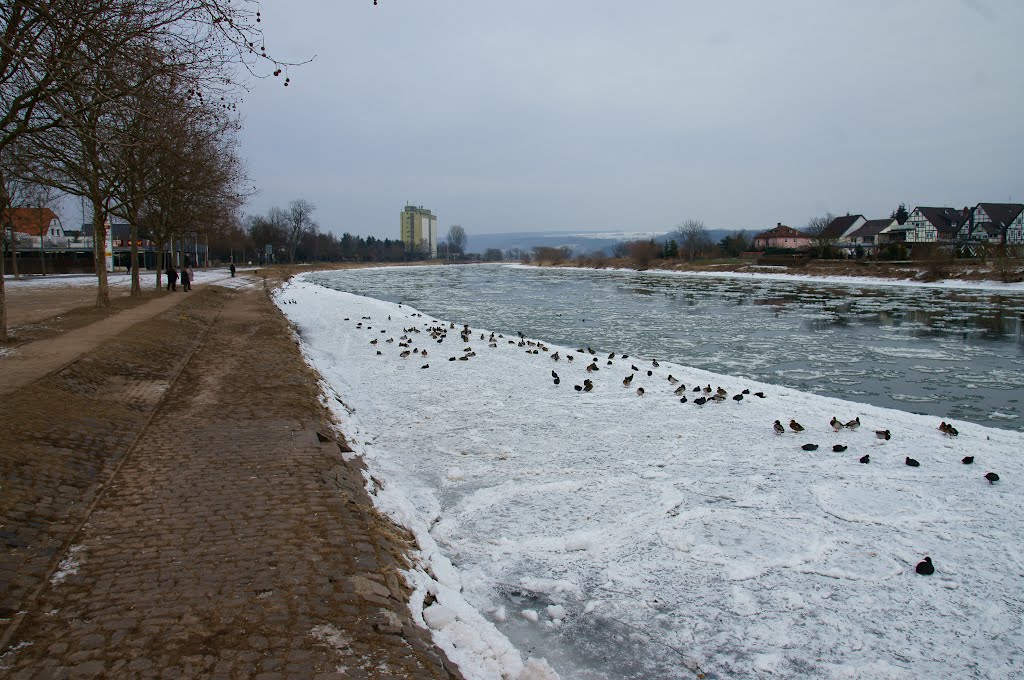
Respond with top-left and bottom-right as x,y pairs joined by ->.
39,239 -> 45,275
1,228 -> 7,343
129,209 -> 141,296
92,202 -> 110,308
9,222 -> 18,279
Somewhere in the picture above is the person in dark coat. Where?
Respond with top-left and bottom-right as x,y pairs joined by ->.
181,265 -> 191,291
230,262 -> 236,277
166,264 -> 178,291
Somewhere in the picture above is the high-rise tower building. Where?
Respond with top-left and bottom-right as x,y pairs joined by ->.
400,205 -> 438,258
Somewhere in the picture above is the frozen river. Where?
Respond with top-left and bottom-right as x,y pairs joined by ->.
279,267 -> 1024,679
307,264 -> 1024,431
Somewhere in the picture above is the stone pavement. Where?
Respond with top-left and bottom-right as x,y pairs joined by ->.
0,283 -> 463,679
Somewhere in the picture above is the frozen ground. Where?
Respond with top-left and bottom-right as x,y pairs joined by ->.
2,267 -> 248,288
277,276 -> 1024,680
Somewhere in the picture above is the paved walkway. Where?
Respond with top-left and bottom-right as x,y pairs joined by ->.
0,282 -> 462,679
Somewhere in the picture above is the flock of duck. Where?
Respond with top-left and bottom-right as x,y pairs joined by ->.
342,310 -> 1003,579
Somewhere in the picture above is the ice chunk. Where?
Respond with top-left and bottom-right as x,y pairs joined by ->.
521,608 -> 539,622
423,604 -> 457,630
518,657 -> 560,680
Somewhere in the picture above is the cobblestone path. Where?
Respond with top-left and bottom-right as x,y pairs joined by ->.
0,285 -> 462,679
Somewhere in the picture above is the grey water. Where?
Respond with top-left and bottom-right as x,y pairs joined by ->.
308,265 -> 1024,431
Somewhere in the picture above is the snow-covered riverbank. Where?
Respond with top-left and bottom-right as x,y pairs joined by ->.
278,274 -> 1024,679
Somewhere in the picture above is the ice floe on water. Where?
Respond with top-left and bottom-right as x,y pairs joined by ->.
278,275 -> 1024,680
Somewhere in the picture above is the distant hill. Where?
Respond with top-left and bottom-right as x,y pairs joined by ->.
467,229 -> 744,257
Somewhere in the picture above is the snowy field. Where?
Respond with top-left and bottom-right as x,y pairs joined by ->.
2,267 -> 250,289
277,275 -> 1024,680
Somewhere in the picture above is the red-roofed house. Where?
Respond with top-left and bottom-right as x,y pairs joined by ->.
752,223 -> 811,250
3,207 -> 66,246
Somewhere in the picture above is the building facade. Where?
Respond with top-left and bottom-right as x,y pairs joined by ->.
752,223 -> 811,250
400,205 -> 438,257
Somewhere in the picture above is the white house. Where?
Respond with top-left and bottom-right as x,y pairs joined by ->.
957,203 -> 1024,245
904,207 -> 969,243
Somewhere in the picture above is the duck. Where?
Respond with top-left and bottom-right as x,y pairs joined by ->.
623,374 -> 634,387
551,352 -> 560,361
421,363 -> 429,369
940,422 -> 959,437
859,454 -> 870,464
574,384 -> 583,392
830,417 -> 841,431
583,379 -> 594,392
905,457 -> 920,467
694,397 -> 707,406
802,444 -> 819,451
732,394 -> 743,402
647,370 -> 653,377
845,417 -> 861,430
399,350 -> 411,358
754,392 -> 766,399
711,394 -> 726,402
652,359 -> 660,367
667,375 -> 679,384
631,364 -> 639,372
961,456 -> 974,464
833,445 -> 847,452
773,420 -> 785,435
985,472 -> 1000,484
674,385 -> 686,396
742,389 -> 750,395
789,420 -> 804,432
636,387 -> 645,397
679,396 -> 688,403
875,429 -> 891,441
692,386 -> 701,393
915,557 -> 934,575
608,352 -> 616,359
586,363 -> 599,373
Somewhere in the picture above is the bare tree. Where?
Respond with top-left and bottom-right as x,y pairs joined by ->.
0,0 -> 304,337
804,212 -> 837,257
446,224 -> 467,255
286,199 -> 316,263
673,219 -> 711,261
628,240 -> 662,269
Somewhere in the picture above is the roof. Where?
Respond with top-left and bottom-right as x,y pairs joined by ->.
3,208 -> 59,235
823,214 -> 864,239
912,207 -> 969,236
82,222 -> 133,240
848,218 -> 895,240
976,203 -> 1024,226
754,225 -> 808,240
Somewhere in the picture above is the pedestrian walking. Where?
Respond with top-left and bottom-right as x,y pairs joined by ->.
182,265 -> 193,291
166,264 -> 178,291
230,263 -> 236,277
185,265 -> 194,291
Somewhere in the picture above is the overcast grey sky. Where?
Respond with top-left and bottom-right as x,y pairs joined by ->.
237,0 -> 1024,239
